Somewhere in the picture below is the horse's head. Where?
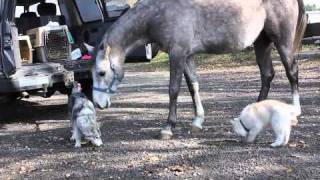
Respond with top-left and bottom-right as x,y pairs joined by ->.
92,43 -> 124,109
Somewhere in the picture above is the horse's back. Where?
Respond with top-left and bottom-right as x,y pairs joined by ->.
142,0 -> 299,54
148,0 -> 267,53
193,0 -> 267,52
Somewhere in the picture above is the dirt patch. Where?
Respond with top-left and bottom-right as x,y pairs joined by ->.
0,59 -> 319,179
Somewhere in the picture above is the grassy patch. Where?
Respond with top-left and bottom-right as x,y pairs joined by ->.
301,44 -> 320,51
124,44 -> 319,72
125,49 -> 258,72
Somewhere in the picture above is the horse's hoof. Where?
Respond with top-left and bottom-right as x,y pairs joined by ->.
191,117 -> 204,132
160,128 -> 173,140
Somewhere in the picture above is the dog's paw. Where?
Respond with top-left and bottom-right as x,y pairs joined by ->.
270,142 -> 282,147
74,143 -> 81,148
70,135 -> 75,141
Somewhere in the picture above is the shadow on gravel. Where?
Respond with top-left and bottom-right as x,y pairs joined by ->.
0,100 -> 67,123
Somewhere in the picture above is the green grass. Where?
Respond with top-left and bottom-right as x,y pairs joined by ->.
124,44 -> 319,72
301,44 -> 320,51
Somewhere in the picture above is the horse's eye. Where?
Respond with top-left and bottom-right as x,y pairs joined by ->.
98,71 -> 106,77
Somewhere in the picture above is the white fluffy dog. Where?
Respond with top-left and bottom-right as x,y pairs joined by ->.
231,100 -> 300,147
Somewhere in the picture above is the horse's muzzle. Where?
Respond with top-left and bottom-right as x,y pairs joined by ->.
93,91 -> 112,109
94,99 -> 111,109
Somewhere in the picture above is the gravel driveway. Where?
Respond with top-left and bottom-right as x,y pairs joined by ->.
0,60 -> 319,179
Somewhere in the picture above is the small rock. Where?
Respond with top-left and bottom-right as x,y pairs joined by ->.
120,141 -> 129,145
174,171 -> 183,176
28,166 -> 37,172
65,173 -> 71,178
288,143 -> 297,148
286,167 -> 293,174
19,166 -> 26,174
169,165 -> 184,173
146,155 -> 160,163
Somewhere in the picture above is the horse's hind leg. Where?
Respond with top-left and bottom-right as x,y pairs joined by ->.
254,32 -> 274,101
183,56 -> 205,131
275,41 -> 301,115
160,49 -> 186,139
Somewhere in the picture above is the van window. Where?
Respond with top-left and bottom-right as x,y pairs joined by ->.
105,0 -> 138,7
74,0 -> 103,22
15,6 -> 24,18
15,0 -> 61,18
105,0 -> 130,17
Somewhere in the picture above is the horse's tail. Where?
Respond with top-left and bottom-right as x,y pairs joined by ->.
293,0 -> 307,53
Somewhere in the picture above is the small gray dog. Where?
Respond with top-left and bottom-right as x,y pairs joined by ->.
68,81 -> 103,148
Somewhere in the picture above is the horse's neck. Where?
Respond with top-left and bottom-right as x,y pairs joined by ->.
108,10 -> 150,56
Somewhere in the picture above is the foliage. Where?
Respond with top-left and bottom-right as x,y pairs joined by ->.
305,4 -> 320,11
125,44 -> 319,72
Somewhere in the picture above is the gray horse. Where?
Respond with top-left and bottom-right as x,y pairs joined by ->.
92,0 -> 307,139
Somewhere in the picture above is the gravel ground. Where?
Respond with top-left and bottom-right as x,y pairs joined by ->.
0,59 -> 319,179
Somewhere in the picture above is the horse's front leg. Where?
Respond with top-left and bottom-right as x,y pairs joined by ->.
183,56 -> 205,131
254,32 -> 274,101
160,53 -> 185,140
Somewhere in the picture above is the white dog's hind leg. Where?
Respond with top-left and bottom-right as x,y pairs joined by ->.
282,126 -> 291,146
271,115 -> 291,147
270,128 -> 285,147
270,133 -> 284,147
